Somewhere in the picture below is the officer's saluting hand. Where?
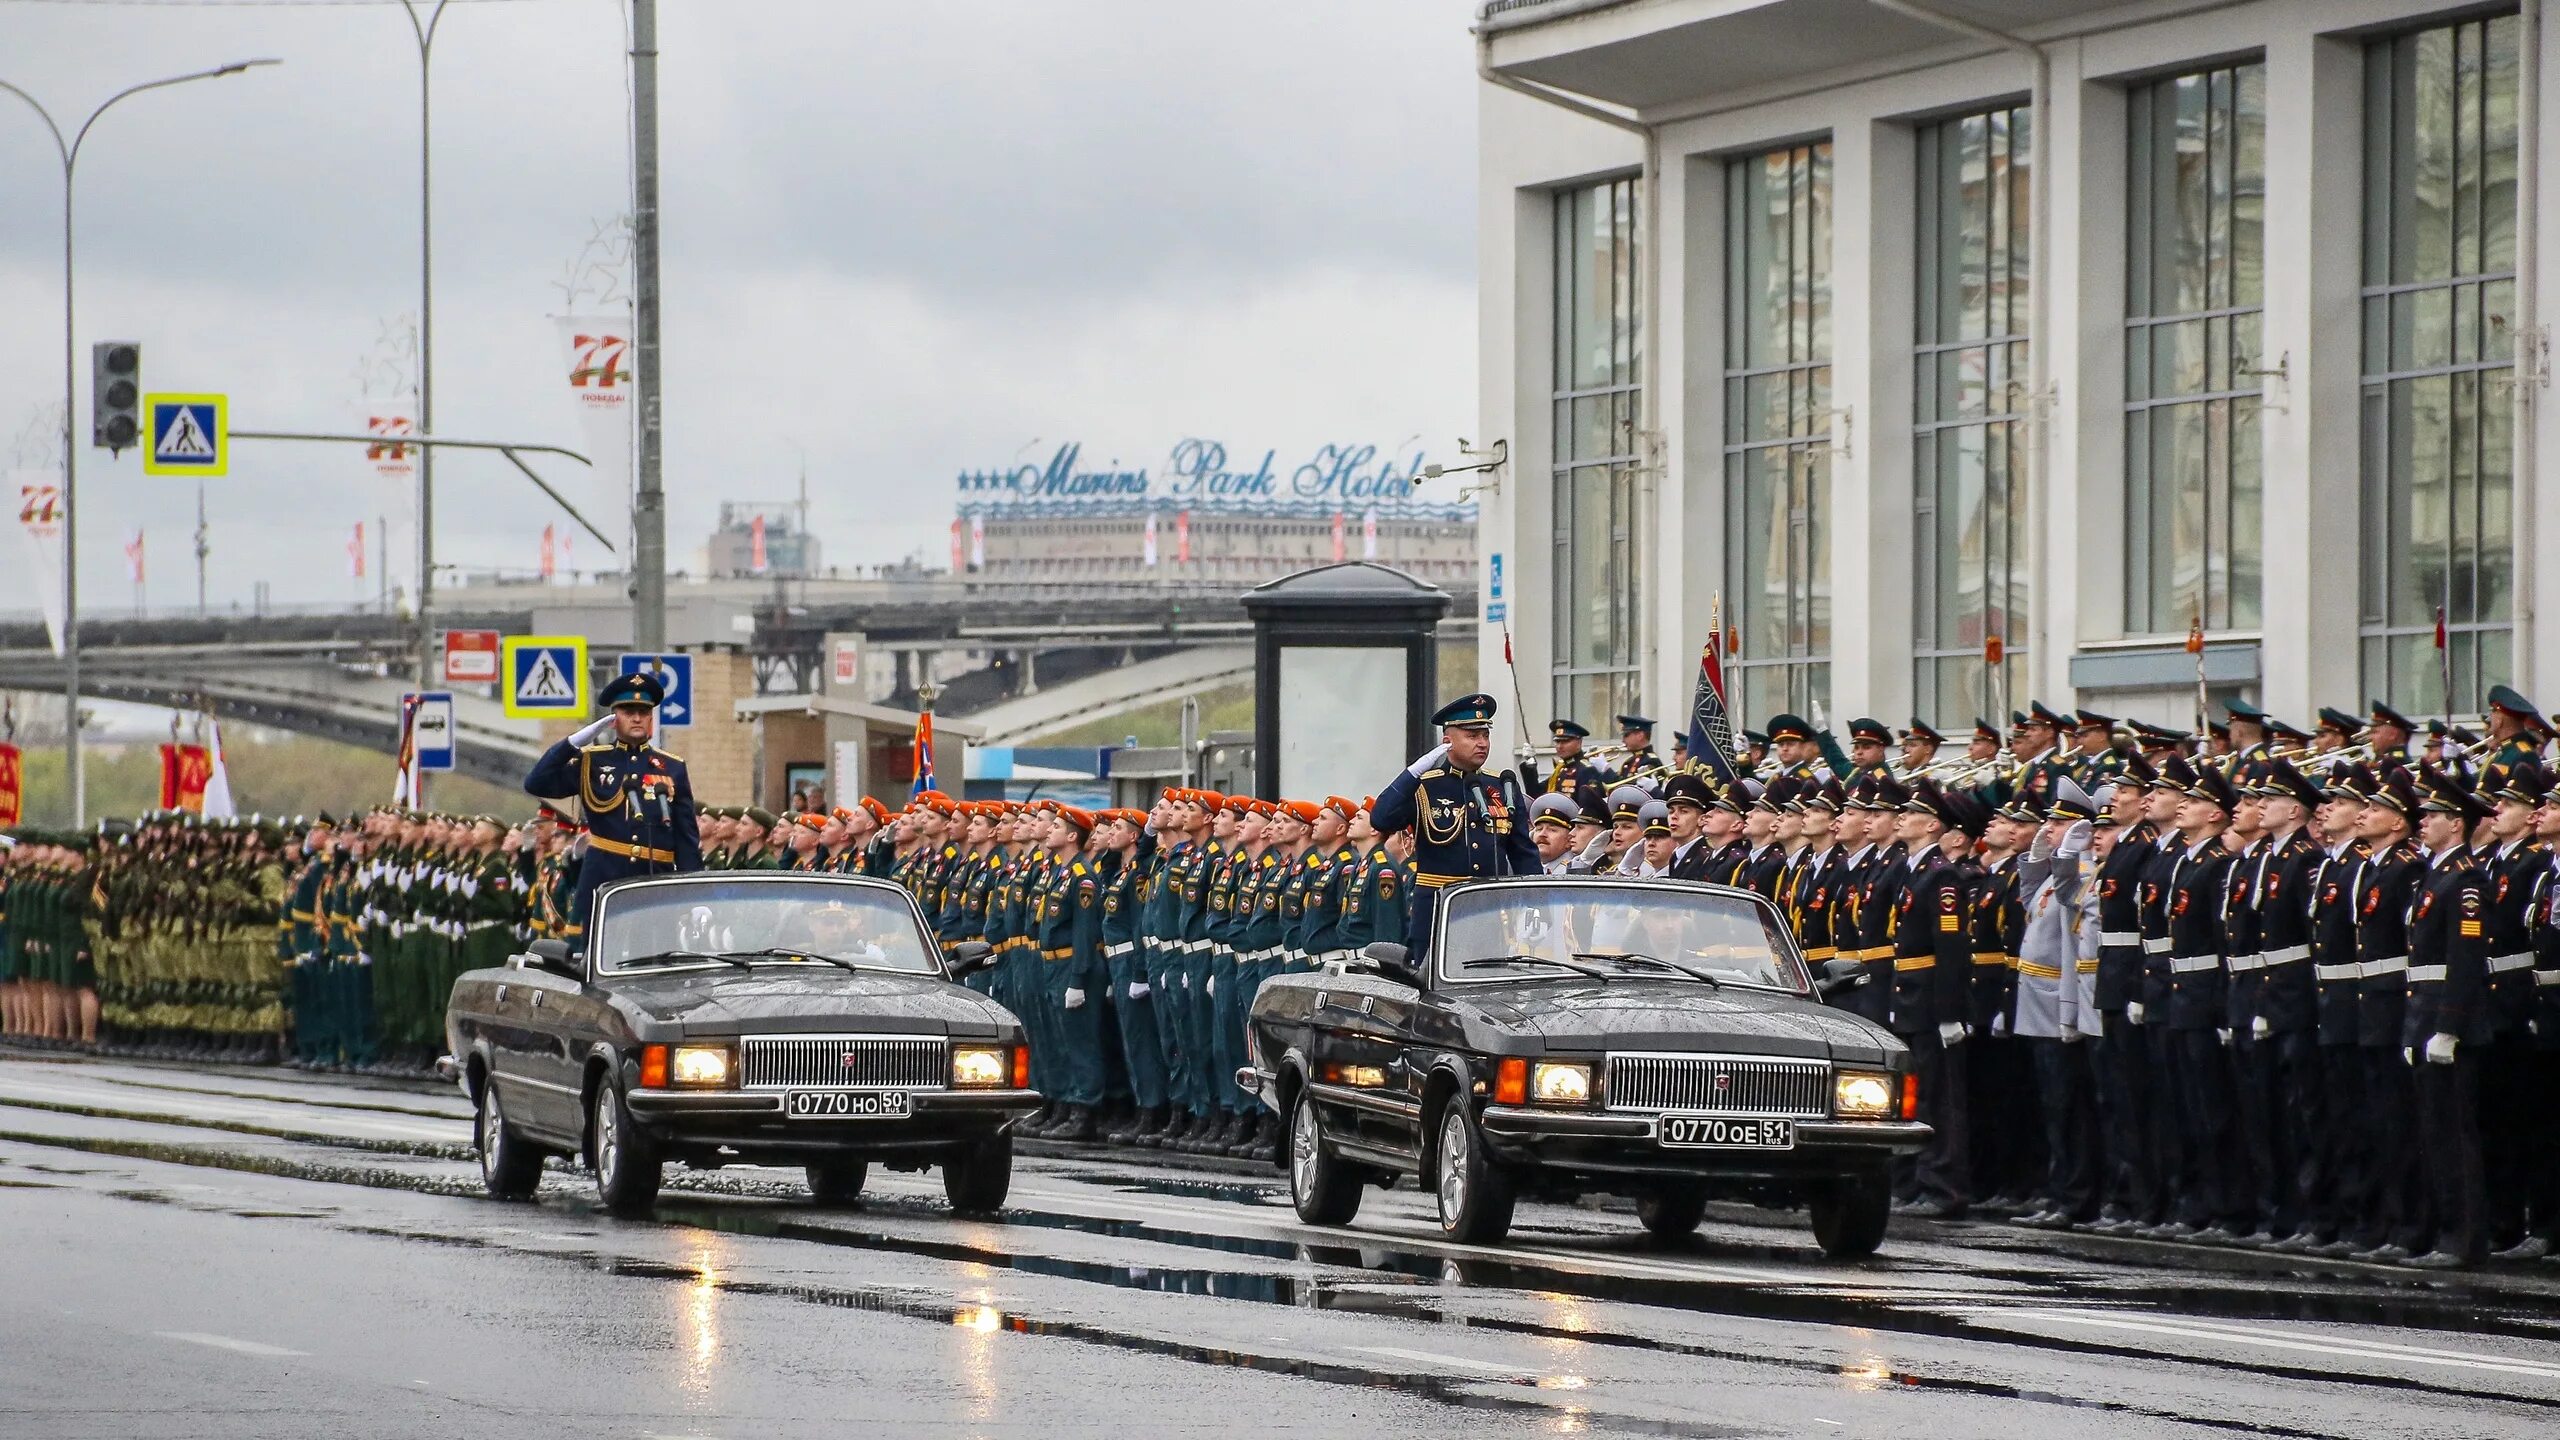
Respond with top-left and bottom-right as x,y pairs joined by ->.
524,669 -> 701,946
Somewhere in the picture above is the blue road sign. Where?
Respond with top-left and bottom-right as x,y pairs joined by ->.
618,652 -> 694,728
407,691 -> 456,772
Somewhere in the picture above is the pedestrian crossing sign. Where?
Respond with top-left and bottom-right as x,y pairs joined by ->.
502,635 -> 588,719
141,393 -> 227,476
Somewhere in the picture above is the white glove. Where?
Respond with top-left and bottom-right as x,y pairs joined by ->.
2216,1028 -> 2233,1047
2250,1015 -> 2270,1040
1205,975 -> 1216,998
1064,988 -> 1086,1010
1407,742 -> 1451,778
1128,981 -> 1150,1001
2403,1046 -> 2415,1066
2060,820 -> 2093,857
2424,1032 -> 2458,1065
1989,1012 -> 2009,1038
1938,1020 -> 1969,1048
2058,1025 -> 2084,1044
570,716 -> 614,746
2126,1002 -> 2145,1026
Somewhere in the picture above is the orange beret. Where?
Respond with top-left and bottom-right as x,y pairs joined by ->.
859,796 -> 889,822
1282,800 -> 1320,824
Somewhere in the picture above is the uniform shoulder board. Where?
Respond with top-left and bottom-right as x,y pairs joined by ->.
1420,767 -> 1448,780
579,742 -> 616,754
1071,860 -> 1089,877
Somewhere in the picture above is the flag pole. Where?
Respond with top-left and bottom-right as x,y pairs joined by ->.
2187,612 -> 2207,741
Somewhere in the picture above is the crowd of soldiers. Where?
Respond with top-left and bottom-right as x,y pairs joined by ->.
1509,690 -> 2558,1270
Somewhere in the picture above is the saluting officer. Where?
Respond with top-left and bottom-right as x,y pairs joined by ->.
522,670 -> 701,944
1371,694 -> 1541,964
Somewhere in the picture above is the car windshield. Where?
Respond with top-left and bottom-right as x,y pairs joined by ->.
593,878 -> 940,977
1435,881 -> 1807,992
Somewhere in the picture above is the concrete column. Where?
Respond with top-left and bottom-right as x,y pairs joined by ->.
2258,31 -> 2365,718
2531,4 -> 2560,697
1840,117 -> 1917,725
2056,44 -> 2127,678
1650,139 -> 1695,721
1677,148 -> 1729,719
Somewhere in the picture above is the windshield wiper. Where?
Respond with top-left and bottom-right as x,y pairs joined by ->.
720,946 -> 909,975
1460,954 -> 1616,981
617,949 -> 752,969
1574,951 -> 1724,986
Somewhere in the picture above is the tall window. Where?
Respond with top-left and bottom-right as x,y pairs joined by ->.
1914,105 -> 2031,728
1724,141 -> 1832,724
2361,15 -> 2519,715
1551,178 -> 1642,725
2125,62 -> 2266,636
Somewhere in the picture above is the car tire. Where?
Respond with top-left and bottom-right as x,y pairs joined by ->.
943,1133 -> 1012,1215
590,1081 -> 663,1216
1810,1166 -> 1892,1259
1635,1184 -> 1708,1242
1286,1095 -> 1364,1226
1433,1103 -> 1515,1245
475,1077 -> 543,1202
805,1159 -> 869,1205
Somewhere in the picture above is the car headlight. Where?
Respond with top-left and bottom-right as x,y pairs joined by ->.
951,1045 -> 1008,1089
1530,1061 -> 1591,1107
1834,1069 -> 1894,1120
669,1044 -> 733,1088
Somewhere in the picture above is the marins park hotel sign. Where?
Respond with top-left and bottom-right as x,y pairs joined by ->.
953,439 -> 1478,521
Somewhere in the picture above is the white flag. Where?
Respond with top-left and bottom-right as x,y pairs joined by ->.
1362,507 -> 1378,560
200,717 -> 237,820
555,316 -> 634,500
1143,513 -> 1159,567
11,471 -> 65,657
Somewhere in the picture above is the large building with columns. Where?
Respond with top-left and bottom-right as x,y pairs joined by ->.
1472,0 -> 2554,760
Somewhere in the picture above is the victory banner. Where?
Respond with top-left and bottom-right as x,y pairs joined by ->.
556,317 -> 635,497
0,742 -> 21,826
12,472 -> 65,656
158,743 -> 212,814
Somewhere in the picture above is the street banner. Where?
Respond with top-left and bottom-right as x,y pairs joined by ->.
158,742 -> 212,813
540,524 -> 557,580
1176,510 -> 1191,565
1143,513 -> 1159,567
751,514 -> 768,573
1331,511 -> 1345,564
349,521 -> 366,579
0,742 -> 21,826
555,317 -> 634,498
124,530 -> 144,586
12,471 -> 65,656
357,399 -> 416,483
970,515 -> 985,569
949,519 -> 965,574
1362,506 -> 1378,559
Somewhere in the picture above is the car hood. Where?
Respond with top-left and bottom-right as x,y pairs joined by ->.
1512,980 -> 1898,1062
606,969 -> 1017,1038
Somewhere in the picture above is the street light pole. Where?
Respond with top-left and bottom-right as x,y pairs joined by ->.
630,0 -> 667,652
403,1 -> 450,710
0,58 -> 279,828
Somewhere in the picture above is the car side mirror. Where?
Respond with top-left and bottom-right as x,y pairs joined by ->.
1814,956 -> 1868,999
1360,941 -> 1422,990
527,938 -> 580,978
947,940 -> 995,977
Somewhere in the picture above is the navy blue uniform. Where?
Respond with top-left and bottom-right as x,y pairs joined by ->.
1370,760 -> 1540,964
523,737 -> 701,943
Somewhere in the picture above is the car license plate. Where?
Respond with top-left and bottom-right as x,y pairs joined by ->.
785,1089 -> 912,1120
1657,1115 -> 1794,1150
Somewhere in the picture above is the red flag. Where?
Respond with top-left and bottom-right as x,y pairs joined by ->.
1176,510 -> 1191,565
0,742 -> 21,826
1330,511 -> 1346,564
349,521 -> 366,579
539,524 -> 557,580
123,530 -> 144,585
950,518 -> 966,574
158,743 -> 211,812
750,514 -> 769,574
2434,605 -> 2449,653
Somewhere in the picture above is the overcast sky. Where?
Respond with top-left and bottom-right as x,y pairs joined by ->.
0,0 -> 1479,616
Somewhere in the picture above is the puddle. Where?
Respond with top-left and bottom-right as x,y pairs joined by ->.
97,1074 -> 465,1122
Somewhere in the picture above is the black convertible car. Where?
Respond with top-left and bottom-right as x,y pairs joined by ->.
441,872 -> 1039,1215
1238,877 -> 1927,1256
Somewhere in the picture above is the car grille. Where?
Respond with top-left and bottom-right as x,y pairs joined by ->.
1604,1054 -> 1829,1118
740,1035 -> 946,1091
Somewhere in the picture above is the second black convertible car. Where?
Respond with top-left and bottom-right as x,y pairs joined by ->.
1238,878 -> 1928,1256
443,873 -> 1040,1216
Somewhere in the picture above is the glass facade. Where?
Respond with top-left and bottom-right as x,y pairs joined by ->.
2124,62 -> 2267,637
2360,15 -> 2519,715
1723,141 -> 1833,725
1550,178 -> 1643,725
1913,105 -> 2032,728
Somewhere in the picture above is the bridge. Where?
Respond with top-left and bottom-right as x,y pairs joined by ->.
0,575 -> 1475,774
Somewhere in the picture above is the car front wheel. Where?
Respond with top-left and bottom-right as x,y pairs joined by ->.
1810,1166 -> 1892,1259
806,1158 -> 869,1205
476,1077 -> 543,1201
943,1134 -> 1012,1215
590,1081 -> 663,1216
1287,1095 -> 1364,1226
1433,1103 -> 1515,1245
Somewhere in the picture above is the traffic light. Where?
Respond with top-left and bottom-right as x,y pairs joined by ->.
92,341 -> 140,452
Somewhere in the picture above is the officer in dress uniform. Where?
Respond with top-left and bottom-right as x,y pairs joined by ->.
522,670 -> 702,946
2069,711 -> 2129,790
1844,718 -> 1895,787
2404,767 -> 2495,1268
1371,694 -> 1541,965
1533,719 -> 1611,794
2368,701 -> 2419,771
1898,719 -> 1946,776
2480,686 -> 2550,799
1614,715 -> 1661,778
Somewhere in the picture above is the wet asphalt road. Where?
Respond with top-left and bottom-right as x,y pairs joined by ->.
3,1050 -> 2557,1439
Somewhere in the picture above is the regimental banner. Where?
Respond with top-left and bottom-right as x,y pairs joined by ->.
12,471 -> 65,656
555,316 -> 635,497
158,742 -> 212,813
0,742 -> 21,826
